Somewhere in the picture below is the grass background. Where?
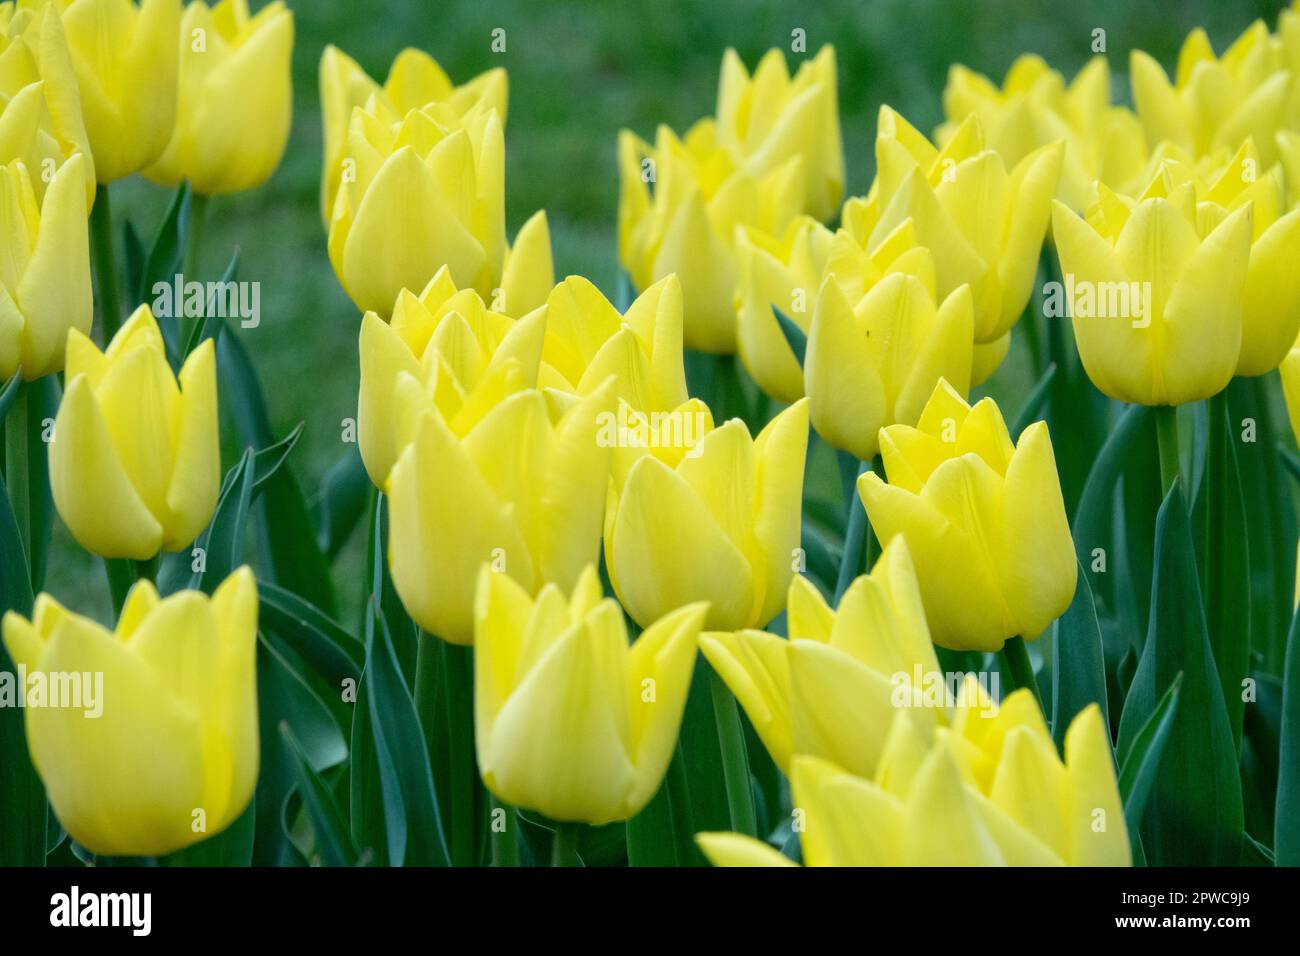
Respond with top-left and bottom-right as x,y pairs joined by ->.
51,0 -> 1291,620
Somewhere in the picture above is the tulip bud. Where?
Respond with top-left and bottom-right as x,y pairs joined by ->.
50,305 -> 220,560
858,379 -> 1075,651
474,564 -> 705,824
1,568 -> 259,858
144,0 -> 293,196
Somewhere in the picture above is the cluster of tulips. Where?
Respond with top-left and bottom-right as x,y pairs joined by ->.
0,0 -> 1298,869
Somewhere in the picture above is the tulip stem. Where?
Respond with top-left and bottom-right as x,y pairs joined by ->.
1155,405 -> 1181,497
835,455 -> 874,604
4,383 -> 29,564
550,823 -> 580,867
489,795 -> 518,867
104,559 -> 136,621
89,184 -> 122,343
185,191 -> 208,281
441,641 -> 477,866
999,636 -> 1042,710
709,668 -> 758,837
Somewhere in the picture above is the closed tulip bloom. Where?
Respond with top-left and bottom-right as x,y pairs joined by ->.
319,44 -> 506,222
715,45 -> 844,222
0,1 -> 97,203
1050,175 -> 1254,404
47,0 -> 181,182
474,565 -> 705,825
862,108 -> 1062,344
605,398 -> 809,631
1,568 -> 258,858
387,382 -> 614,646
144,0 -> 292,196
50,304 -> 219,560
859,379 -> 1075,651
806,233 -> 975,461
701,538 -> 947,778
0,154 -> 91,381
357,263 -> 548,488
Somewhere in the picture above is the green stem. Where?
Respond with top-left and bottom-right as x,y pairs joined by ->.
550,823 -> 579,867
181,191 -> 209,346
4,383 -> 29,562
835,456 -> 873,604
489,795 -> 518,867
89,184 -> 122,343
708,668 -> 757,837
104,559 -> 137,620
441,641 -> 477,866
999,636 -> 1042,710
1155,404 -> 1181,497
134,555 -> 159,584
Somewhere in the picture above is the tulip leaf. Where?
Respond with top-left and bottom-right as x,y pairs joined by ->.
0,372 -> 19,425
191,446 -> 256,595
1276,602 -> 1300,865
1117,672 -> 1181,854
122,219 -> 146,305
364,598 -> 449,867
615,269 -> 634,312
259,581 -> 364,686
280,721 -> 358,867
772,306 -> 806,367
348,671 -> 387,866
139,182 -> 192,359
310,446 -> 370,561
1050,561 -> 1109,749
164,801 -> 255,867
1115,486 -> 1243,865
1072,404 -> 1149,604
251,421 -> 304,495
181,248 -> 240,358
1009,362 -> 1057,438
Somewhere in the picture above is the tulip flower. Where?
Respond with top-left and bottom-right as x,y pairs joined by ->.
357,263 -> 549,488
698,697 -> 1129,866
715,45 -> 844,222
1050,174 -> 1254,404
327,93 -> 550,318
700,538 -> 949,778
1,567 -> 258,858
1132,21 -> 1292,169
473,564 -> 705,825
49,0 -> 181,183
386,381 -> 614,646
319,44 -> 506,222
605,397 -> 809,631
49,304 -> 219,560
805,236 -> 975,462
0,154 -> 91,381
144,0 -> 293,196
855,108 -> 1062,344
0,1 -> 97,203
858,379 -> 1075,651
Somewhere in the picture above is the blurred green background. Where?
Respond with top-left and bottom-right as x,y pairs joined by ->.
50,0 -> 1290,620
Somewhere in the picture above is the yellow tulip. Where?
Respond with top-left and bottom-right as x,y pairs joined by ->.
700,537 -> 947,778
42,0 -> 181,183
474,564 -> 705,825
853,107 -> 1062,344
858,379 -> 1075,652
604,398 -> 809,631
1,567 -> 258,858
143,0 -> 292,196
50,304 -> 219,560
715,45 -> 843,222
805,231 -> 975,461
0,0 -> 97,203
1050,174 -> 1254,404
0,153 -> 91,381
1132,21 -> 1292,169
319,44 -> 506,223
356,263 -> 549,489
387,381 -> 614,646
698,697 -> 1129,866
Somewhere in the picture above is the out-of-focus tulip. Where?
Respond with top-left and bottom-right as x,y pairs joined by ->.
0,1 -> 96,202
1,568 -> 258,857
0,154 -> 91,381
386,380 -> 614,646
853,108 -> 1062,344
1132,21 -> 1293,169
698,696 -> 1129,866
356,264 -> 548,489
700,538 -> 947,777
859,379 -> 1075,651
715,45 -> 843,222
604,398 -> 808,631
319,44 -> 506,222
473,564 -> 705,824
144,0 -> 292,195
939,54 -> 1148,209
1050,174 -> 1254,404
49,304 -> 218,559
45,0 -> 181,182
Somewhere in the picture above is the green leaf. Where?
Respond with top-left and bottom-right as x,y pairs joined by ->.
191,446 -> 256,594
772,306 -> 806,367
1050,561 -> 1109,749
182,248 -> 239,358
310,446 -> 370,560
0,371 -> 20,424
280,722 -> 358,867
122,219 -> 145,302
251,422 -> 304,495
348,670 -> 387,866
1117,673 -> 1181,854
1115,486 -> 1243,865
1009,362 -> 1057,437
1277,602 -> 1300,865
139,183 -> 192,360
259,581 -> 364,686
163,802 -> 254,867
